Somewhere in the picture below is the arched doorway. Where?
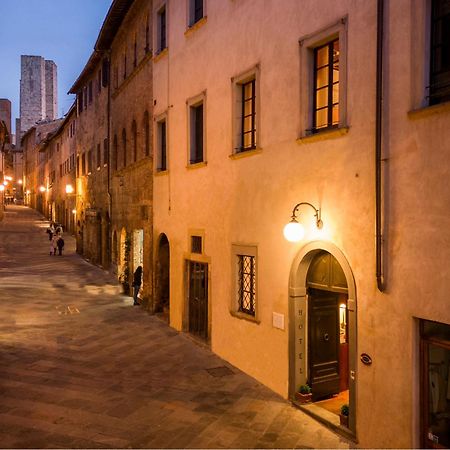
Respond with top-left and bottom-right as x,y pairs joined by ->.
155,233 -> 170,319
289,241 -> 357,435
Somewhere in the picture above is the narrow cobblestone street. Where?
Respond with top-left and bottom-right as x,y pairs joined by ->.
0,206 -> 351,449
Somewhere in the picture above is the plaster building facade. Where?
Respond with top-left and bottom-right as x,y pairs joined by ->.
150,0 -> 450,447
19,55 -> 58,136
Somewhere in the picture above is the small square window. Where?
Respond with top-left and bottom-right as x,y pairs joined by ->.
191,236 -> 202,253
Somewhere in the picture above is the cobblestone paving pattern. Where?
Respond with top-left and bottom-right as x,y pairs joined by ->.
0,206 -> 352,449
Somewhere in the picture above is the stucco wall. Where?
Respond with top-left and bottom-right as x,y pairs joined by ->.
151,0 -> 450,447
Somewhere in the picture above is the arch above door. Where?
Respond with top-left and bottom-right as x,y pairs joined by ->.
288,240 -> 357,436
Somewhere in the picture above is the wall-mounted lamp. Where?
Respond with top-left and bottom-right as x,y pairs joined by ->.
71,209 -> 76,215
283,202 -> 323,242
18,179 -> 23,185
65,184 -> 74,194
0,185 -> 4,192
39,185 -> 46,193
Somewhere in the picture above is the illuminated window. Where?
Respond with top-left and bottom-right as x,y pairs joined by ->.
313,39 -> 339,131
232,65 -> 259,154
240,79 -> 256,151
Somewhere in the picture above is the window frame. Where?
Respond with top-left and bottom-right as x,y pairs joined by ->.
299,17 -> 348,138
231,244 -> 259,322
155,113 -> 168,172
429,0 -> 450,105
231,64 -> 261,155
187,91 -> 206,166
156,3 -> 167,54
188,0 -> 205,27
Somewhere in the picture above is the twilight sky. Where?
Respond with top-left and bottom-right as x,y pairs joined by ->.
0,0 -> 113,134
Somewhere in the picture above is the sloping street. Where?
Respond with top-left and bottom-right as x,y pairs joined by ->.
0,206 -> 350,449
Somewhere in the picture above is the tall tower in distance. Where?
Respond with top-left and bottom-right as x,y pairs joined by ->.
19,55 -> 58,136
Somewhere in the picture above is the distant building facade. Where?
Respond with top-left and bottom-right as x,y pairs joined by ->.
19,55 -> 58,136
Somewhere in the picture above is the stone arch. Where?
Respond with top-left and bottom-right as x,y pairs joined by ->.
288,240 -> 357,435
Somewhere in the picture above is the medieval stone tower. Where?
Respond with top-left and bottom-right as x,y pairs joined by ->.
19,55 -> 58,136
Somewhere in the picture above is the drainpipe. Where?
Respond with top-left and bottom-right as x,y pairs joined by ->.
376,0 -> 385,292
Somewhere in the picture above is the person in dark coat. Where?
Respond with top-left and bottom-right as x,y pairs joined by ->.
56,236 -> 65,256
132,266 -> 142,305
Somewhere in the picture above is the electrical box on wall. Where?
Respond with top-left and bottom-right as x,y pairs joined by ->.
272,312 -> 285,330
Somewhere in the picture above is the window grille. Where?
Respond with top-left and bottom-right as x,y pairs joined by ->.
191,236 -> 202,253
237,255 -> 256,316
313,38 -> 339,132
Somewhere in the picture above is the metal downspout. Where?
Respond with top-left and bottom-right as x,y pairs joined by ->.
376,0 -> 385,292
106,52 -> 113,268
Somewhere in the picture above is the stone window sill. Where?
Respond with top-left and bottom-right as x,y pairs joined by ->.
187,161 -> 207,170
297,126 -> 349,144
229,147 -> 262,160
155,169 -> 168,176
229,310 -> 260,324
185,16 -> 207,37
408,101 -> 450,119
153,48 -> 168,63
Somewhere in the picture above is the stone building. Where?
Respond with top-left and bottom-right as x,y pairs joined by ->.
38,106 -> 77,234
19,55 -> 58,136
69,48 -> 111,266
22,119 -> 62,214
68,0 -> 153,302
150,0 -> 450,447
108,0 -> 153,304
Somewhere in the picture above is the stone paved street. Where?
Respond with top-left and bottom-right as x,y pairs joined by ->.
0,206 -> 351,449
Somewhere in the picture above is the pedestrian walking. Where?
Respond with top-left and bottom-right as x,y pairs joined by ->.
46,222 -> 55,241
132,266 -> 142,305
51,234 -> 58,256
56,236 -> 65,256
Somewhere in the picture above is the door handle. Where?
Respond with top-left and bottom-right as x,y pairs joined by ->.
323,333 -> 329,341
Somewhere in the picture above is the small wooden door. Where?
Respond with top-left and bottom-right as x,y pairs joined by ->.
188,261 -> 208,340
308,289 -> 340,399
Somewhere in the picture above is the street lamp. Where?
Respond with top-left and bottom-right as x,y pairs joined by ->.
283,202 -> 323,242
39,185 -> 46,193
65,184 -> 74,194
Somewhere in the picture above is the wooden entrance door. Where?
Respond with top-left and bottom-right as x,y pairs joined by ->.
188,261 -> 208,340
308,288 -> 340,399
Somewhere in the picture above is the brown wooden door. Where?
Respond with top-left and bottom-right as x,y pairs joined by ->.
308,289 -> 340,400
188,261 -> 208,340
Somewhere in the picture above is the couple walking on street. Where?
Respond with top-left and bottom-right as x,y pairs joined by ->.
46,221 -> 65,256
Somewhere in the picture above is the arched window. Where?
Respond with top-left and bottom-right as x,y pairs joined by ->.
113,134 -> 118,171
122,128 -> 127,167
143,110 -> 150,156
132,119 -> 137,162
